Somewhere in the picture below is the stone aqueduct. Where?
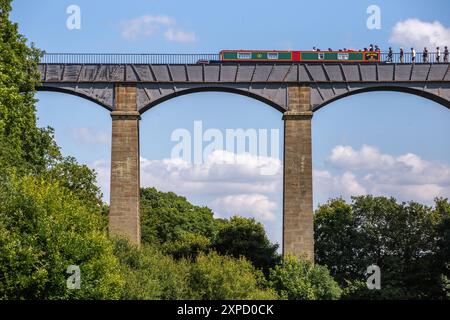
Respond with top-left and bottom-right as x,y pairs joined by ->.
37,60 -> 450,260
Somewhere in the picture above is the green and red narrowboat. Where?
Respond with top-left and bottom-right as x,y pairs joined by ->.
219,50 -> 380,63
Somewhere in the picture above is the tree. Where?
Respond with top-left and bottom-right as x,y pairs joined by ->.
213,216 -> 280,274
314,196 -> 449,299
140,187 -> 217,246
46,156 -> 104,209
0,0 -> 59,174
269,255 -> 341,300
0,174 -> 123,299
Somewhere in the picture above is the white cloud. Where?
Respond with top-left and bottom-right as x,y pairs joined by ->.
314,170 -> 367,200
120,15 -> 174,40
389,19 -> 450,48
120,15 -> 196,43
164,28 -> 196,43
329,144 -> 395,170
210,194 -> 277,221
140,150 -> 281,195
71,127 -> 109,145
315,145 -> 450,204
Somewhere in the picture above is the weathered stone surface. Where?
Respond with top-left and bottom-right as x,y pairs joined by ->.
306,65 -> 327,82
283,86 -> 314,261
38,62 -> 450,111
378,64 -> 394,81
324,65 -> 344,82
360,64 -> 377,81
395,64 -> 412,81
341,64 -> 360,81
109,84 -> 141,245
39,62 -> 450,84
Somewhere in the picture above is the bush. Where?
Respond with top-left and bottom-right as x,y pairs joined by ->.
188,252 -> 278,300
113,239 -> 190,300
0,174 -> 123,299
269,255 -> 341,300
161,232 -> 212,260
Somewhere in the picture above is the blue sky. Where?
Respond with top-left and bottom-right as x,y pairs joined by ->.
10,0 -> 450,245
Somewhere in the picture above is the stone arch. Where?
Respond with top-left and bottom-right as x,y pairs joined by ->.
137,84 -> 288,114
312,84 -> 450,112
36,84 -> 114,111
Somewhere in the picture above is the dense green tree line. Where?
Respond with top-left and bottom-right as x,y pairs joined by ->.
315,196 -> 450,299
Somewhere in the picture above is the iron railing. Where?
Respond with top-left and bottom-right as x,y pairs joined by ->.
40,53 -> 220,64
380,52 -> 448,64
39,52 -> 449,64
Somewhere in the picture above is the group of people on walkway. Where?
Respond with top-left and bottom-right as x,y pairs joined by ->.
312,45 -> 448,63
387,46 -> 449,63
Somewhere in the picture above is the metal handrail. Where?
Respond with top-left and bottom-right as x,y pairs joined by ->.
39,52 -> 449,64
380,52 -> 448,64
40,53 -> 220,64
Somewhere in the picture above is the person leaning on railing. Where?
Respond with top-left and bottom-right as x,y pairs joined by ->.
444,46 -> 448,63
399,47 -> 404,63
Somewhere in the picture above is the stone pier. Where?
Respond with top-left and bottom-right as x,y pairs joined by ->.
109,84 -> 141,245
282,86 -> 314,261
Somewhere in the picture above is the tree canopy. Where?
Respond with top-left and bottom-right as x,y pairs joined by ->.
314,196 -> 450,299
0,0 -> 121,299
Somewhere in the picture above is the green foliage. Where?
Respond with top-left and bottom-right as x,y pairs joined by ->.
0,174 -> 123,299
213,216 -> 280,274
45,156 -> 104,211
315,196 -> 450,299
0,1 -> 121,300
434,198 -> 450,299
269,255 -> 341,300
113,239 -> 190,300
187,252 -> 278,300
0,0 -> 59,174
140,188 -> 216,246
140,189 -> 282,272
114,240 -> 279,300
161,232 -> 212,260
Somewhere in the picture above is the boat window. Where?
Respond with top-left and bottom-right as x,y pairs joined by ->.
237,52 -> 252,59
